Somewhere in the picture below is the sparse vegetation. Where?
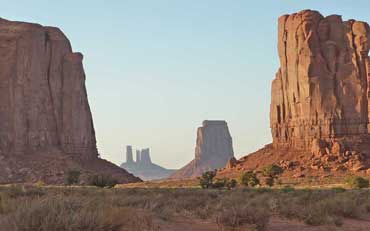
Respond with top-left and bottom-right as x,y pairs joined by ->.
199,171 -> 217,189
225,179 -> 237,190
199,172 -> 237,190
240,171 -> 260,187
0,185 -> 369,230
65,169 -> 81,185
345,175 -> 369,189
264,177 -> 274,187
88,174 -> 118,188
261,164 -> 284,187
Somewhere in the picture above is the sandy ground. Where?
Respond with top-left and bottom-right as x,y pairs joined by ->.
155,217 -> 370,231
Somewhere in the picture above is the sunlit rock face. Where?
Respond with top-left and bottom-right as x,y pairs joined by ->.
170,120 -> 234,179
270,10 -> 370,150
0,18 -> 97,156
0,18 -> 141,184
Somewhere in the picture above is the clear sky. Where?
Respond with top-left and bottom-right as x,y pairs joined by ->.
3,1 -> 370,169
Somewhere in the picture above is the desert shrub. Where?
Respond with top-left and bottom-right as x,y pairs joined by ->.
35,180 -> 46,187
88,174 -> 118,188
331,187 -> 346,193
1,185 -> 46,199
345,176 -> 369,189
262,164 -> 283,178
225,179 -> 237,190
281,186 -> 295,193
0,196 -> 156,231
212,178 -> 227,189
264,177 -> 274,187
217,206 -> 269,231
199,171 -> 216,189
240,171 -> 260,187
65,170 -> 81,185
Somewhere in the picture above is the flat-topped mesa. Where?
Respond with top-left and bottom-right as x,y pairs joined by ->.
170,120 -> 234,179
270,10 -> 370,150
195,120 -> 234,161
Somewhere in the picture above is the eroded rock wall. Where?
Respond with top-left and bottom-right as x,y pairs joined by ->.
270,10 -> 370,150
0,18 -> 97,156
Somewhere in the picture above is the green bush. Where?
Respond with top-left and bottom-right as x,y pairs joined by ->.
88,174 -> 118,188
199,171 -> 216,189
262,164 -> 283,178
65,170 -> 81,185
212,178 -> 227,189
345,176 -> 369,189
240,171 -> 260,187
264,177 -> 274,187
331,187 -> 346,193
225,179 -> 237,190
281,186 -> 295,193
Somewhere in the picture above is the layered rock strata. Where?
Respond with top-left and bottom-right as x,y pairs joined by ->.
270,10 -> 370,150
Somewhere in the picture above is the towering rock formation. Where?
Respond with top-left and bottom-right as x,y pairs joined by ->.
170,120 -> 234,179
121,146 -> 175,180
218,10 -> 370,179
136,150 -> 141,163
140,148 -> 152,164
0,19 -> 96,156
0,18 -> 140,184
126,146 -> 134,163
270,10 -> 370,150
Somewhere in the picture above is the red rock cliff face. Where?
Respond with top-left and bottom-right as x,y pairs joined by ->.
270,10 -> 370,150
0,18 -> 140,184
0,18 -> 96,156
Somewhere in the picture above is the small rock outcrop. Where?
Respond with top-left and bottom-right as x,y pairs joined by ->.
170,120 -> 234,179
121,147 -> 175,180
0,18 -> 140,184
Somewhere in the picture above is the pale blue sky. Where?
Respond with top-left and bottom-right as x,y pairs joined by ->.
3,1 -> 370,168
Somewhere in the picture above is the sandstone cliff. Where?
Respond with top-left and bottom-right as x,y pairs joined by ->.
270,10 -> 370,149
170,120 -> 234,179
218,10 -> 370,179
0,18 -> 140,184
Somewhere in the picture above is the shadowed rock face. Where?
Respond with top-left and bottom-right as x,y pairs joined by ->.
170,120 -> 234,179
0,18 -> 140,184
270,10 -> 370,150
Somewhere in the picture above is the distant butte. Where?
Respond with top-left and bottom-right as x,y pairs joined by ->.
120,146 -> 175,180
170,120 -> 234,179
